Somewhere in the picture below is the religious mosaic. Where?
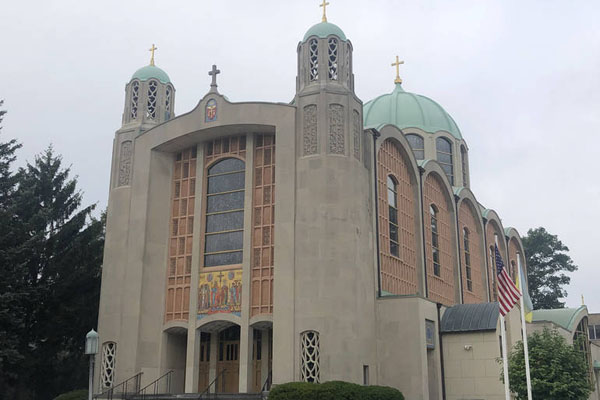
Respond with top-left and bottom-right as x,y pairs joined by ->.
205,99 -> 217,122
198,269 -> 242,318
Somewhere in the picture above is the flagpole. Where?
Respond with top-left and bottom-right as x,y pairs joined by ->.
496,237 -> 511,400
518,257 -> 533,400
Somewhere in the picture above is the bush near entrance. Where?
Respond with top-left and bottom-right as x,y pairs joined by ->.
53,390 -> 87,400
268,381 -> 405,400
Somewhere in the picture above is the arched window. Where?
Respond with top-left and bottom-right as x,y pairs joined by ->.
406,134 -> 425,160
328,38 -> 338,80
345,43 -> 351,85
204,158 -> 245,267
463,228 -> 472,292
430,204 -> 441,277
387,176 -> 399,257
309,39 -> 319,81
300,331 -> 320,383
146,80 -> 158,119
130,81 -> 139,119
461,146 -> 468,186
436,137 -> 453,185
101,342 -> 116,388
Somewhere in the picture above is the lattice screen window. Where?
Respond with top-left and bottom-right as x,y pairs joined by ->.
328,38 -> 338,80
147,80 -> 158,119
101,342 -> 116,388
130,81 -> 139,119
461,146 -> 468,186
166,85 -> 173,117
300,331 -> 320,383
345,43 -> 351,85
463,228 -> 473,292
309,39 -> 319,81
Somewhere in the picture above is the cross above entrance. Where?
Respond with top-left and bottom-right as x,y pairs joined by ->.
209,64 -> 221,90
320,0 -> 330,23
391,56 -> 404,84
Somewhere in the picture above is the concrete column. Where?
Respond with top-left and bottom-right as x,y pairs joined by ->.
239,325 -> 253,392
184,143 -> 204,392
208,332 -> 218,393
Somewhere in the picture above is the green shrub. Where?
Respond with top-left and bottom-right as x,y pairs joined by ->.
269,381 -> 404,400
53,390 -> 88,400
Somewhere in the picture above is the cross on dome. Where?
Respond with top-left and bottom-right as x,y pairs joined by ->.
391,56 -> 404,84
320,0 -> 330,23
149,44 -> 158,66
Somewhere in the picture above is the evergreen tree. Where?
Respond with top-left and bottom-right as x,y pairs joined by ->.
507,328 -> 592,400
522,227 -> 577,309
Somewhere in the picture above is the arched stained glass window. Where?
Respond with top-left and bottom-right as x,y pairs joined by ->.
406,134 -> 424,160
309,39 -> 319,81
387,176 -> 399,257
430,204 -> 441,277
204,158 -> 245,267
436,137 -> 453,185
464,228 -> 472,292
328,38 -> 338,80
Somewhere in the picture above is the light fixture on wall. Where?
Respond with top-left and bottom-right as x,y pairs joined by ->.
464,344 -> 472,351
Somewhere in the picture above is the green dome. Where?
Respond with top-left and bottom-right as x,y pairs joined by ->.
303,22 -> 347,41
363,83 -> 462,139
131,65 -> 171,84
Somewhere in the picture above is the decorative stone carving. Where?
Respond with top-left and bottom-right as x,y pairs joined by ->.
328,104 -> 345,154
117,140 -> 132,187
300,331 -> 320,383
303,105 -> 318,156
353,110 -> 361,160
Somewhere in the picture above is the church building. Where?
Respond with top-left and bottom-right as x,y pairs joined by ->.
97,4 -> 535,399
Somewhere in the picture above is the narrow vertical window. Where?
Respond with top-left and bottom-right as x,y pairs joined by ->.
436,137 -> 453,185
430,205 -> 441,277
130,81 -> 139,119
101,342 -> 117,388
165,85 -> 173,119
345,43 -> 351,85
406,134 -> 425,160
387,176 -> 399,257
461,146 -> 468,186
328,38 -> 338,80
147,80 -> 158,119
300,331 -> 320,383
204,158 -> 245,267
309,39 -> 319,81
464,228 -> 473,292
489,246 -> 497,301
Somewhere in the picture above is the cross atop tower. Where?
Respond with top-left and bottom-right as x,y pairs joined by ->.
320,0 -> 330,23
391,56 -> 404,84
208,64 -> 221,91
149,44 -> 158,66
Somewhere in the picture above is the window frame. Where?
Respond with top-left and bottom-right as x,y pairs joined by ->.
463,227 -> 473,292
406,134 -> 425,160
436,137 -> 454,185
430,204 -> 441,277
387,175 -> 400,258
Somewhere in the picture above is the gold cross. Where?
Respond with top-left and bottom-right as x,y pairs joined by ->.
320,0 -> 330,23
149,44 -> 158,66
391,56 -> 404,84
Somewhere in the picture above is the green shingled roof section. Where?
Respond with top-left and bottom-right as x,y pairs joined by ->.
363,83 -> 462,139
131,65 -> 171,84
303,22 -> 347,41
532,306 -> 588,331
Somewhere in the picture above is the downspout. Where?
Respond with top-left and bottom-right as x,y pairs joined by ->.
454,194 -> 464,304
370,128 -> 382,298
482,217 -> 491,302
437,303 -> 446,400
419,166 -> 429,298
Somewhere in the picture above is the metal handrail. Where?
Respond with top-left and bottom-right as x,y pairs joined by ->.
261,370 -> 272,393
94,372 -> 143,400
137,370 -> 173,399
197,368 -> 226,399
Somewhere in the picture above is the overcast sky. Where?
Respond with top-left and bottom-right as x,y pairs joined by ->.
2,0 -> 599,311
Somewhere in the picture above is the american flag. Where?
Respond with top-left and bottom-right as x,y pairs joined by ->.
495,244 -> 521,316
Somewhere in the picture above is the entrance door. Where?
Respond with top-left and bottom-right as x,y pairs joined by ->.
216,326 -> 240,393
198,332 -> 211,392
251,330 -> 263,392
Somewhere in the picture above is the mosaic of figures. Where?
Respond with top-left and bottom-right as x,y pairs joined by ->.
198,269 -> 242,318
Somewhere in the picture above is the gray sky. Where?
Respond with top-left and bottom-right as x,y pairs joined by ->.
2,0 -> 599,310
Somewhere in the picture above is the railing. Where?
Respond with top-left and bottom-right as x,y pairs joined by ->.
261,370 -> 272,393
94,372 -> 143,400
197,368 -> 226,399
136,370 -> 173,400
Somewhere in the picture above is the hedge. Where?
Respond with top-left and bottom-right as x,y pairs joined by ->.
268,381 -> 404,400
53,389 -> 88,400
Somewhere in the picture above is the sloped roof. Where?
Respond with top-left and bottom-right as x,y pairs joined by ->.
532,306 -> 588,331
441,303 -> 499,333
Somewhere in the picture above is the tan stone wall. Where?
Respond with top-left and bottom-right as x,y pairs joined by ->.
424,173 -> 456,306
458,200 -> 485,304
377,138 -> 419,295
443,331 -> 505,400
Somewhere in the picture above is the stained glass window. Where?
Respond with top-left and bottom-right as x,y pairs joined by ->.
406,134 -> 424,160
387,176 -> 399,257
436,137 -> 453,185
430,205 -> 441,277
